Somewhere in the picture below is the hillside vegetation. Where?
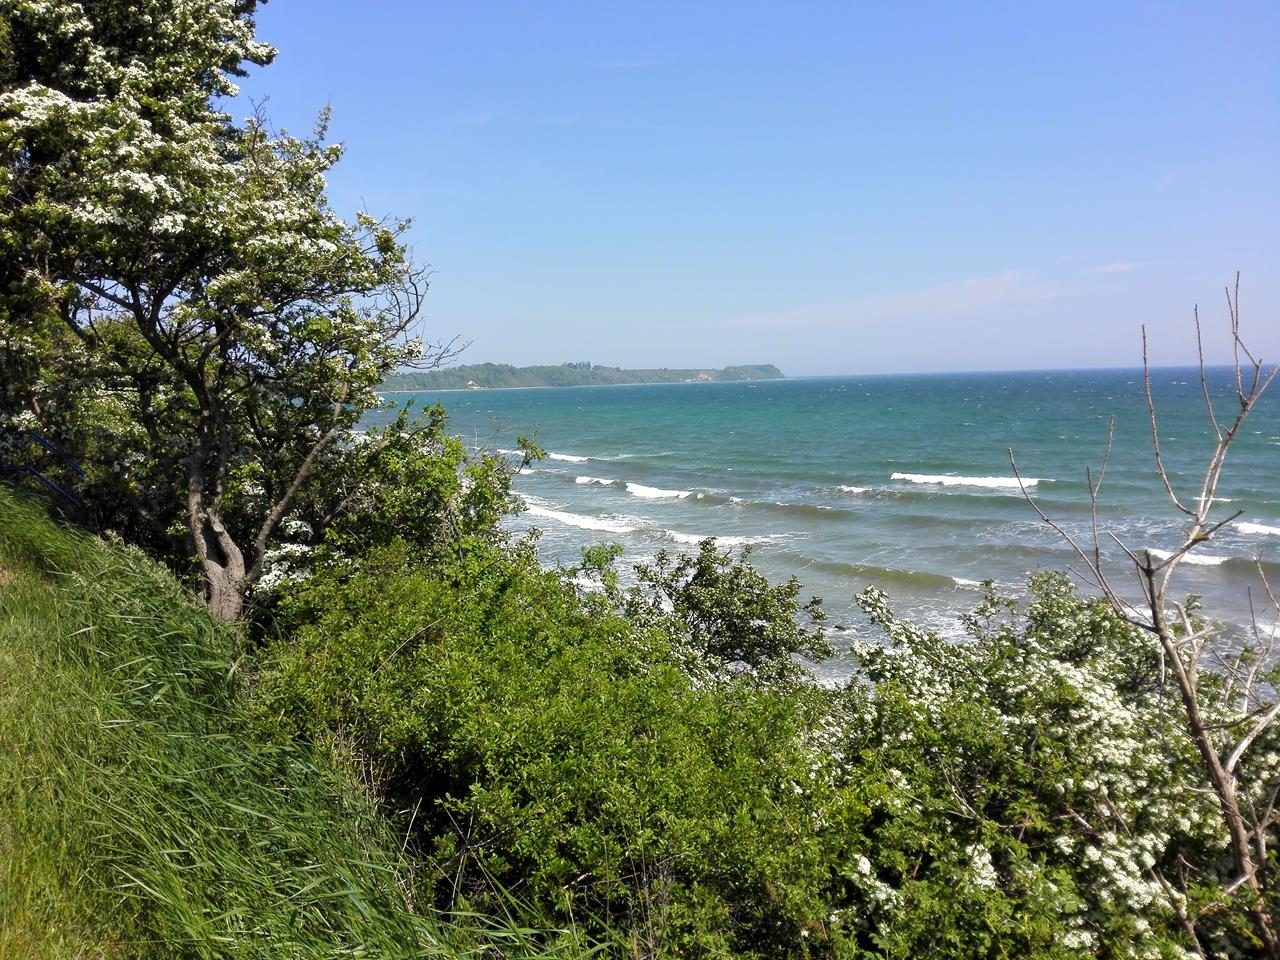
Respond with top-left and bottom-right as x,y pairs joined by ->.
249,527 -> 1280,958
381,363 -> 784,391
0,489 -> 564,960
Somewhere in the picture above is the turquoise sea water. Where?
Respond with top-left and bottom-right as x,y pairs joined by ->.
374,368 -> 1280,676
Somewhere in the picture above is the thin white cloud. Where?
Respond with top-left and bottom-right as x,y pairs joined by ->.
718,271 -> 1070,330
1089,260 -> 1149,275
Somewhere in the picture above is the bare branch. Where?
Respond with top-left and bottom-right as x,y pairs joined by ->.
77,278 -> 138,315
1088,416 -> 1115,574
1023,281 -> 1280,957
1225,700 -> 1280,777
1194,307 -> 1222,440
1143,325 -> 1194,516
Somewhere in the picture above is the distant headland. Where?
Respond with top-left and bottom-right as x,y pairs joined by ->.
381,362 -> 785,391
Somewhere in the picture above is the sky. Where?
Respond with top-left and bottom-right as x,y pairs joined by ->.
236,1 -> 1280,376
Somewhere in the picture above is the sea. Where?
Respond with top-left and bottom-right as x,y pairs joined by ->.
371,368 -> 1280,679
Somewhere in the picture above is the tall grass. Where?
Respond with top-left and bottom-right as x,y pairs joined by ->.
0,488 -> 574,958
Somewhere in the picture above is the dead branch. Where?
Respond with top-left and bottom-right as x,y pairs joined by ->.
1014,279 -> 1280,956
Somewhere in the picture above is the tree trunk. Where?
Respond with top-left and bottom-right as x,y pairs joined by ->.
187,466 -> 248,624
202,558 -> 245,623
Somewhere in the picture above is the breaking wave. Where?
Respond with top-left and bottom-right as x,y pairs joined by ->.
1147,548 -> 1230,567
520,496 -> 790,549
1237,522 -> 1280,537
662,530 -> 786,547
891,472 -> 1043,490
626,482 -> 693,500
522,500 -> 639,534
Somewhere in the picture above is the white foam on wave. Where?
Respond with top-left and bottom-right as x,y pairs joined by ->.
522,502 -> 638,534
1238,522 -> 1280,537
1147,548 -> 1230,567
837,485 -> 870,495
626,482 -> 692,500
953,577 -> 984,589
891,472 -> 1042,490
575,475 -> 616,486
547,451 -> 590,463
517,467 -> 537,475
663,530 -> 781,547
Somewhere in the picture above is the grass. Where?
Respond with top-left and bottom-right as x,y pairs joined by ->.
0,488 -> 575,958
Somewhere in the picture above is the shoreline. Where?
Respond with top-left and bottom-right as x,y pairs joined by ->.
377,377 -> 787,396
376,363 -> 1234,397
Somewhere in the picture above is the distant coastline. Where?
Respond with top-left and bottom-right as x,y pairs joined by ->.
380,362 -> 784,392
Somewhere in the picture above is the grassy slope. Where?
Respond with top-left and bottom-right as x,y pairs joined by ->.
0,489 -> 563,959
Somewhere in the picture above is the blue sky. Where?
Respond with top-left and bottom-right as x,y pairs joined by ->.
238,1 -> 1279,375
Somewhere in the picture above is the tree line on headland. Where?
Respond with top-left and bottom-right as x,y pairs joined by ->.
382,362 -> 784,391
2,3 -> 1278,957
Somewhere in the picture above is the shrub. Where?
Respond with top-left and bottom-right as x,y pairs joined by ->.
838,574 -> 1268,957
260,530 -> 1277,957
260,539 -> 850,957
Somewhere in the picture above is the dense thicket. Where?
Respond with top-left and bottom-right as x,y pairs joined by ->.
253,528 -> 1279,958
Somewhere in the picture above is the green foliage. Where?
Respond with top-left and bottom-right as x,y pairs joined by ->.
258,539 -> 852,958
845,575 -> 1279,956
0,488 -> 570,959
381,363 -> 785,391
259,527 -> 1280,958
0,14 -> 14,90
620,539 -> 830,682
251,404 -> 521,605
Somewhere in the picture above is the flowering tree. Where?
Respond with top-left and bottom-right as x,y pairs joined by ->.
1011,283 -> 1280,957
0,2 -> 456,621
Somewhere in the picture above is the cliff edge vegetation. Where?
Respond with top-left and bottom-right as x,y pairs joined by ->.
0,488 -> 569,960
